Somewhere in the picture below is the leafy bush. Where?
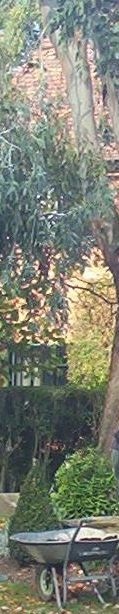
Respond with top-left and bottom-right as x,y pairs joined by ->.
9,463 -> 58,563
51,448 -> 119,519
67,267 -> 115,392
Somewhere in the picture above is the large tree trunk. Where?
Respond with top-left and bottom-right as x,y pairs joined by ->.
92,220 -> 119,455
99,308 -> 119,453
106,74 -> 119,147
62,37 -> 98,148
41,0 -> 98,148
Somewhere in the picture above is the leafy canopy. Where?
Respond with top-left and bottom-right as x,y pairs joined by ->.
0,0 -> 41,65
52,0 -> 119,85
0,103 -> 113,267
0,0 -> 116,344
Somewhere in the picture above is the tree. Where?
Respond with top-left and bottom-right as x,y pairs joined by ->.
0,0 -> 119,452
40,0 -> 119,452
41,0 -> 119,145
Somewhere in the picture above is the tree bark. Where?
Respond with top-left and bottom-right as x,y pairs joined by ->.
0,463 -> 6,493
62,37 -> 98,148
41,0 -> 98,148
106,74 -> 119,147
32,430 -> 39,466
99,308 -> 119,453
92,220 -> 119,454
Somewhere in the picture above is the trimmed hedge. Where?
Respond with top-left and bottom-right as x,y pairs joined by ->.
9,463 -> 58,563
51,448 -> 119,519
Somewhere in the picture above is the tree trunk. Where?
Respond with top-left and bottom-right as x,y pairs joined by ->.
92,221 -> 119,455
106,74 -> 119,147
41,0 -> 98,148
0,462 -> 6,492
99,307 -> 119,453
32,430 -> 39,467
62,37 -> 98,148
99,312 -> 119,453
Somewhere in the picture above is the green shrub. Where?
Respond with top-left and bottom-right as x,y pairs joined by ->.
51,448 -> 119,519
9,463 -> 58,563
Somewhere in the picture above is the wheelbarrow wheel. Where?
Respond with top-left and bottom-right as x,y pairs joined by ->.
35,564 -> 54,601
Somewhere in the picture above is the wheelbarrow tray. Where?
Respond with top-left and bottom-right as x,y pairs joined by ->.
10,529 -> 119,566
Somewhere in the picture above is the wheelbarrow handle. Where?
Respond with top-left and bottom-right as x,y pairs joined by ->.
63,518 -> 84,570
63,516 -> 99,529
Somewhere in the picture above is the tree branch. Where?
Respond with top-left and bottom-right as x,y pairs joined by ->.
66,281 -> 117,306
70,274 -> 114,289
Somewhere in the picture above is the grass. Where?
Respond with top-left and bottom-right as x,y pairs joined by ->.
0,581 -> 119,613
0,515 -> 119,612
0,580 -> 52,612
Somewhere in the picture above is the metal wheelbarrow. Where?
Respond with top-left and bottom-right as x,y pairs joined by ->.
10,516 -> 119,610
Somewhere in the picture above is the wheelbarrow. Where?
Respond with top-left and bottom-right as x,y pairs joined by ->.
10,517 -> 119,610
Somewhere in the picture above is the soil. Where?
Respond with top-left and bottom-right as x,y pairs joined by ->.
0,557 -> 35,586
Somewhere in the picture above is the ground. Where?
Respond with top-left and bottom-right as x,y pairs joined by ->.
0,517 -> 119,613
0,559 -> 119,614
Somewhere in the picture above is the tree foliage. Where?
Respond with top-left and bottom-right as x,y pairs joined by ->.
0,0 -> 41,65
0,0 -> 118,271
51,0 -> 119,86
0,83 -> 113,347
67,262 -> 116,389
0,0 -> 114,276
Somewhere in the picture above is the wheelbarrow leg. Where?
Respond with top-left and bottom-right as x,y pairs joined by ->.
109,559 -> 117,599
92,584 -> 105,605
110,575 -> 117,599
51,566 -> 62,610
62,522 -> 84,605
63,565 -> 67,605
80,562 -> 105,606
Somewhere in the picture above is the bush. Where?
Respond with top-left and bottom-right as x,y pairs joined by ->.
51,448 -> 119,519
9,463 -> 58,563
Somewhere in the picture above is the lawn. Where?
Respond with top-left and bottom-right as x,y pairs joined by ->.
0,581 -> 119,614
